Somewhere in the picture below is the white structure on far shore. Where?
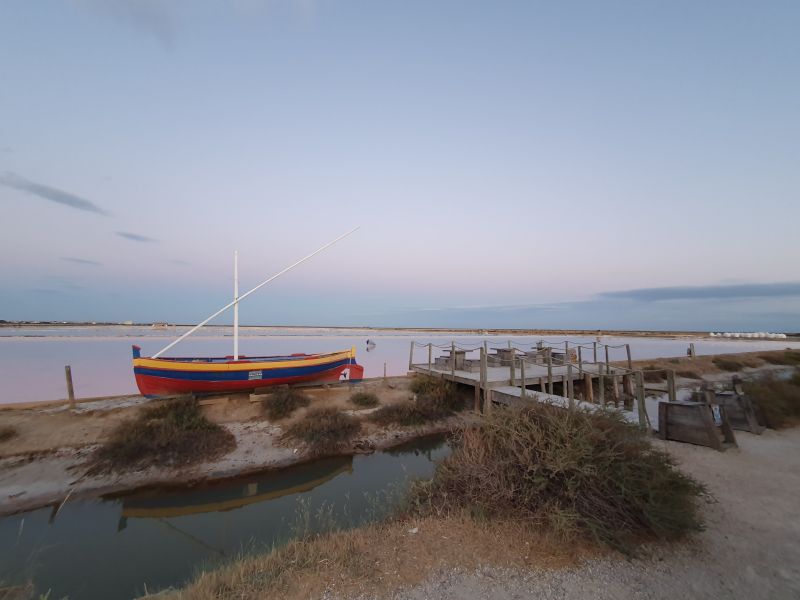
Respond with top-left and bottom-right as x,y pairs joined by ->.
709,332 -> 787,339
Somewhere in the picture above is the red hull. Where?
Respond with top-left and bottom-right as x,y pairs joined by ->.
135,363 -> 364,397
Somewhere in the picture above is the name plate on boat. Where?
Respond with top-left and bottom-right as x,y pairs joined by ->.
248,370 -> 263,380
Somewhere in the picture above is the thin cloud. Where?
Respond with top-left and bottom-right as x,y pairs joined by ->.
74,0 -> 176,48
61,257 -> 103,266
0,172 -> 109,215
599,282 -> 800,302
116,231 -> 158,243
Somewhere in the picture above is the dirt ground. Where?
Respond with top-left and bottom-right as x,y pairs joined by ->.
0,377 -> 470,515
376,427 -> 800,600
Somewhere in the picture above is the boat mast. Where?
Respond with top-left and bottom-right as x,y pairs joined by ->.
151,227 -> 359,359
233,250 -> 239,360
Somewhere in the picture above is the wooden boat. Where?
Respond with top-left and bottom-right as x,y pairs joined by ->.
130,229 -> 364,398
132,345 -> 364,397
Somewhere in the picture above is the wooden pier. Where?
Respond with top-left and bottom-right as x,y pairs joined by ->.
408,340 -> 661,427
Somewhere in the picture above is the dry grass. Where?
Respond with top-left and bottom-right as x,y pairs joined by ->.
0,425 -> 17,443
713,357 -> 759,372
145,514 -> 583,600
409,403 -> 705,553
743,373 -> 800,429
676,369 -> 702,380
643,367 -> 665,383
349,391 -> 379,408
370,376 -> 465,427
758,350 -> 800,366
94,397 -> 235,470
263,387 -> 311,420
282,407 -> 361,455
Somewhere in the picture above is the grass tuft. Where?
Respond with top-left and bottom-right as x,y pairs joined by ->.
409,376 -> 462,412
743,373 -> 800,429
263,387 -> 311,420
759,351 -> 800,366
713,357 -> 759,372
95,397 -> 235,470
350,391 -> 379,408
283,407 -> 361,455
407,403 -> 706,552
676,369 -> 702,380
643,367 -> 665,383
0,425 -> 17,443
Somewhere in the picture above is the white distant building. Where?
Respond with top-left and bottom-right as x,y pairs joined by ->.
709,331 -> 786,339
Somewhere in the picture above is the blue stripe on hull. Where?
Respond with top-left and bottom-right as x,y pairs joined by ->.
133,358 -> 351,382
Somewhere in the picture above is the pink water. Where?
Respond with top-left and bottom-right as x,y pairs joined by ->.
1,326 -> 798,404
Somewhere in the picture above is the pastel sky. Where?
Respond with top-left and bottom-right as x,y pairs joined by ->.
1,1 -> 798,331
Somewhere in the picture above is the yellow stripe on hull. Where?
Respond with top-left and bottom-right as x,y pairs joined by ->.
133,348 -> 355,372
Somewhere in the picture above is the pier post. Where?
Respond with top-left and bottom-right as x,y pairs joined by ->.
599,372 -> 605,407
577,346 -> 583,372
635,371 -> 647,428
480,346 -> 488,412
667,369 -> 677,402
65,365 -> 75,407
564,340 -> 569,365
509,348 -> 516,386
547,349 -> 554,394
625,344 -> 632,370
408,341 -> 414,371
689,343 -> 696,359
539,376 -> 546,393
520,357 -> 526,399
383,362 -> 387,380
604,345 -> 610,374
427,343 -> 432,371
584,373 -> 593,403
567,363 -> 574,408
593,341 -> 597,363
622,373 -> 634,410
610,374 -> 619,406
451,342 -> 456,377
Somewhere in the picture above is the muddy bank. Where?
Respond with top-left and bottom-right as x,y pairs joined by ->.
0,377 -> 471,516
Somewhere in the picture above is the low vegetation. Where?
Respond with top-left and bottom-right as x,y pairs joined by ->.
95,397 -> 235,470
283,407 -> 361,455
643,367 -> 665,383
713,357 -> 760,372
370,376 -> 464,427
743,373 -> 800,429
676,369 -> 702,380
350,391 -> 379,408
759,350 -> 800,366
408,403 -> 706,552
263,387 -> 311,420
0,425 -> 17,443
409,376 -> 461,411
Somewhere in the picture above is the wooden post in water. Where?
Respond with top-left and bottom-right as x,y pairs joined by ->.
65,365 -> 75,407
604,345 -> 610,374
383,362 -> 387,380
689,343 -> 696,359
635,371 -> 647,428
625,344 -> 632,370
427,343 -> 432,371
667,369 -> 677,402
593,341 -> 598,363
547,348 -> 554,394
408,341 -> 414,371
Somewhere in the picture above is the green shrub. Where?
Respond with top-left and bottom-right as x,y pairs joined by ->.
350,391 -> 379,408
283,407 -> 361,455
743,375 -> 800,429
95,397 -> 234,469
408,403 -> 705,552
0,425 -> 17,443
264,387 -> 311,420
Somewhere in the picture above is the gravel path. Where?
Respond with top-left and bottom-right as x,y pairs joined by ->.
386,428 -> 800,600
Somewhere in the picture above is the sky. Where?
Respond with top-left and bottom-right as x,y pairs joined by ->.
0,0 -> 798,331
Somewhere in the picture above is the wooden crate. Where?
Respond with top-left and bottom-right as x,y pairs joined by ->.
714,393 -> 765,434
658,401 -> 737,451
